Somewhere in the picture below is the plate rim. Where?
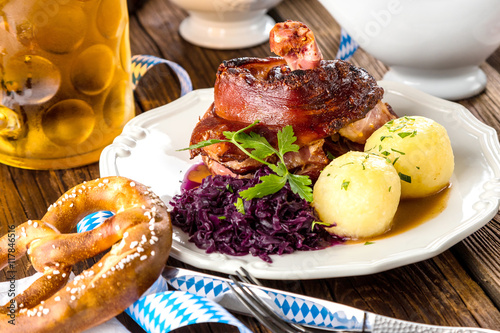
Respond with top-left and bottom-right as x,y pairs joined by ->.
100,81 -> 500,279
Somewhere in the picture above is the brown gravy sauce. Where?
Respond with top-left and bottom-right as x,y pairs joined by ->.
186,163 -> 212,184
346,184 -> 452,244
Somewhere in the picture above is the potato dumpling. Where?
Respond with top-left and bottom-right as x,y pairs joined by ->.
364,116 -> 454,199
313,151 -> 401,239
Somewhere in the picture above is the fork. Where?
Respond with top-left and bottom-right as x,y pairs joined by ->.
228,268 -> 500,333
228,268 -> 350,333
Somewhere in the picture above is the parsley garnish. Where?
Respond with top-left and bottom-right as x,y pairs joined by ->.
311,220 -> 333,231
398,172 -> 412,183
385,116 -> 416,133
397,131 -> 417,138
180,121 -> 313,202
326,151 -> 336,160
380,135 -> 392,141
341,180 -> 350,190
235,197 -> 245,214
364,241 -> 375,245
390,148 -> 405,155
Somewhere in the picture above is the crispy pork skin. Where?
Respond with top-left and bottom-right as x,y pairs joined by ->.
213,57 -> 384,144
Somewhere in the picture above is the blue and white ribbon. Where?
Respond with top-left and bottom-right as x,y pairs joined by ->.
169,274 -> 231,302
77,212 -> 252,333
167,270 -> 364,330
131,54 -> 193,96
126,291 -> 253,333
76,211 -> 114,233
336,28 -> 359,61
266,291 -> 363,329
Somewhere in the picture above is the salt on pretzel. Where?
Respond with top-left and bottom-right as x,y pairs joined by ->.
0,176 -> 172,332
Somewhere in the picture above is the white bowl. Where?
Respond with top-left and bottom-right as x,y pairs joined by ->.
169,0 -> 283,50
318,0 -> 500,100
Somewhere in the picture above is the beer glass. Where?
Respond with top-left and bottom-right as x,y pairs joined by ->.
0,0 -> 134,169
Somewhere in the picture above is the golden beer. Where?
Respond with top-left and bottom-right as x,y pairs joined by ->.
0,0 -> 134,169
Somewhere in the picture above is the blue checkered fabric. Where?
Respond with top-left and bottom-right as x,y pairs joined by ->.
267,290 -> 364,330
131,54 -> 193,96
336,28 -> 359,61
169,275 -> 231,301
168,274 -> 365,331
77,212 -> 252,333
126,291 -> 252,333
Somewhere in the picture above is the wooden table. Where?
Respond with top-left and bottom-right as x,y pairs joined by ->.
2,0 -> 500,331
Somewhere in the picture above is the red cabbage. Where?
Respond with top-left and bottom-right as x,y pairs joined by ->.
169,167 -> 344,263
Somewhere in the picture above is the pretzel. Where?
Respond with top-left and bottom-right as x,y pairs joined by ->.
0,176 -> 172,332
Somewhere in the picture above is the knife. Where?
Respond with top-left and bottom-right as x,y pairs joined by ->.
162,266 -> 499,333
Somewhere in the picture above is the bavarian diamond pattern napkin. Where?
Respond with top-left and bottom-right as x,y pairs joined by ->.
77,212 -> 252,333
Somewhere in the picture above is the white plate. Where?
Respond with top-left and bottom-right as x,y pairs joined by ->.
100,81 -> 500,280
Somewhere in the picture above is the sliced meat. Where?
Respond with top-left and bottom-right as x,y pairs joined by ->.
338,101 -> 397,144
190,105 -> 329,180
